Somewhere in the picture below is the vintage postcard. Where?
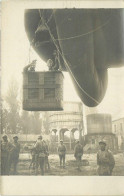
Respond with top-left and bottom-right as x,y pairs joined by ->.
0,0 -> 124,195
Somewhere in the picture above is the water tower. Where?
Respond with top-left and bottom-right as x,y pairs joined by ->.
85,113 -> 117,151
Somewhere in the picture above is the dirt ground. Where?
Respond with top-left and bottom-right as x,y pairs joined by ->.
10,153 -> 124,176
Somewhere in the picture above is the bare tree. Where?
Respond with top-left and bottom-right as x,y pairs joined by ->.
3,78 -> 21,134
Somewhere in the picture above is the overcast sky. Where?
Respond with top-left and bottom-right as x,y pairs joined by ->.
1,2 -> 124,119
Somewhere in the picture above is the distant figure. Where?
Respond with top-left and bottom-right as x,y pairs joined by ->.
1,135 -> 14,175
46,50 -> 60,71
74,140 -> 83,171
34,136 -> 46,175
47,59 -> 54,71
97,140 -> 115,176
43,140 -> 50,171
53,50 -> 60,71
58,140 -> 66,168
23,60 -> 37,72
11,136 -> 20,175
29,146 -> 37,170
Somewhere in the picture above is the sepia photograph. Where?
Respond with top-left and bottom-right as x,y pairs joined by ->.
1,1 -> 124,180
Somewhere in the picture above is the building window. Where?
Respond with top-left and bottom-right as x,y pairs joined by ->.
28,88 -> 39,99
44,88 -> 55,99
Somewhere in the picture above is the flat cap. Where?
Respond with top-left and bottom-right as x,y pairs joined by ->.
2,135 -> 7,138
99,140 -> 106,145
13,136 -> 18,139
38,135 -> 42,139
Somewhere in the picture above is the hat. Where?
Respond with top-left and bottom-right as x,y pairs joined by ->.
60,140 -> 63,142
99,140 -> 106,145
38,135 -> 42,140
76,140 -> 79,143
2,135 -> 7,139
13,136 -> 18,139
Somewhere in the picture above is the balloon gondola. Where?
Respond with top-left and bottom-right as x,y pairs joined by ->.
23,70 -> 64,111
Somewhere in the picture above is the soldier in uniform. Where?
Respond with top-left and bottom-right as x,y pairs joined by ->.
97,140 -> 115,176
1,135 -> 14,175
11,136 -> 20,175
34,136 -> 46,175
29,146 -> 37,170
43,140 -> 50,171
74,140 -> 83,171
58,140 -> 66,168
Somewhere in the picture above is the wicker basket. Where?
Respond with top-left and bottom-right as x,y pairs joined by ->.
23,71 -> 64,111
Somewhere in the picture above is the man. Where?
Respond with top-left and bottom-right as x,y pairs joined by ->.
74,140 -> 83,171
34,136 -> 46,175
11,136 -> 20,175
1,135 -> 14,175
52,50 -> 60,71
58,140 -> 66,168
23,60 -> 37,72
43,140 -> 50,171
97,140 -> 115,176
47,59 -> 54,71
29,146 -> 37,170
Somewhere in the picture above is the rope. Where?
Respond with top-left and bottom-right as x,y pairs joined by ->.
46,10 -> 54,25
30,10 -> 54,46
38,9 -> 54,27
39,9 -> 111,41
24,43 -> 32,66
38,9 -> 100,105
28,44 -> 32,63
56,17 -> 111,41
33,12 -> 111,46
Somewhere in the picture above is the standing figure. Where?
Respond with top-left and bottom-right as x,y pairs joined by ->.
58,140 -> 66,168
34,136 -> 46,175
11,136 -> 20,175
43,140 -> 50,171
29,147 -> 37,170
1,135 -> 14,175
97,140 -> 115,176
47,59 -> 54,71
52,50 -> 60,71
74,140 -> 83,171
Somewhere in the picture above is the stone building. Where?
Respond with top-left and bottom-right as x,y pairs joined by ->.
84,113 -> 118,152
49,101 -> 84,151
112,117 -> 124,150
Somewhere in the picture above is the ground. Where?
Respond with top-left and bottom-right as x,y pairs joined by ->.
10,153 -> 124,176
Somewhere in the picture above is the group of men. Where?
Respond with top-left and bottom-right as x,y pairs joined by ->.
1,135 -> 20,175
58,139 -> 83,171
29,135 -> 50,175
28,136 -> 83,175
1,134 -> 115,176
58,139 -> 115,175
23,49 -> 60,73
